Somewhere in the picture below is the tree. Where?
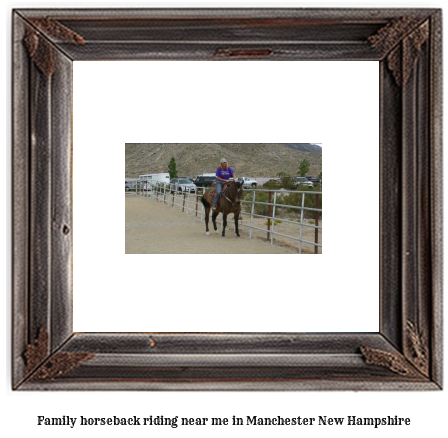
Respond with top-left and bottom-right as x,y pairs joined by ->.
298,158 -> 311,176
281,175 -> 296,190
276,171 -> 295,190
168,157 -> 178,179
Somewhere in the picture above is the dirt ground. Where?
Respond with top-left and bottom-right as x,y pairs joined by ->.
125,195 -> 318,254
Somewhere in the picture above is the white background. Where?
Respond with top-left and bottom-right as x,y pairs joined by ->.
73,60 -> 379,333
3,1 -> 446,438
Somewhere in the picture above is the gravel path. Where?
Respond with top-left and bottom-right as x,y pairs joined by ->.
125,195 -> 297,254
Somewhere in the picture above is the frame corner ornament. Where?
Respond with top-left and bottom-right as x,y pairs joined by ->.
24,327 -> 50,374
368,17 -> 429,86
405,320 -> 429,377
359,346 -> 424,379
29,352 -> 95,381
23,17 -> 85,77
24,328 -> 95,381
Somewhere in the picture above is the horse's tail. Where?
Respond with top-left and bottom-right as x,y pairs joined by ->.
201,195 -> 210,208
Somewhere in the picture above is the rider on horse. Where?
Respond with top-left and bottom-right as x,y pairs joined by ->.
211,158 -> 237,211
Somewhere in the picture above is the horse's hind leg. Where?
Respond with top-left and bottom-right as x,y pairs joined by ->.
205,208 -> 210,235
235,214 -> 240,237
212,211 -> 219,233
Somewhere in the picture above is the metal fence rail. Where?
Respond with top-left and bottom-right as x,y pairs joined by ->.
126,182 -> 322,254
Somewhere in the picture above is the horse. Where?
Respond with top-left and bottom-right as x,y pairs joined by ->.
200,181 -> 244,237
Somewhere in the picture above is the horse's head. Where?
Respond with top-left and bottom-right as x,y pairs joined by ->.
234,181 -> 243,205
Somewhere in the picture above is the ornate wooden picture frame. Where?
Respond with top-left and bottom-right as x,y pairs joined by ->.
12,8 -> 442,390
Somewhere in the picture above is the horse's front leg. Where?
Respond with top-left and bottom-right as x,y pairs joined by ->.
234,213 -> 240,237
222,213 -> 227,237
205,208 -> 210,235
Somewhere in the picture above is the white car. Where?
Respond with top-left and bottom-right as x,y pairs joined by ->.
294,177 -> 314,188
169,178 -> 197,194
238,177 -> 258,188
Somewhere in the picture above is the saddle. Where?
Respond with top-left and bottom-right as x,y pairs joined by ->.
208,182 -> 231,198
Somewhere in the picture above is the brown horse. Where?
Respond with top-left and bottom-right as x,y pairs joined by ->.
200,181 -> 243,237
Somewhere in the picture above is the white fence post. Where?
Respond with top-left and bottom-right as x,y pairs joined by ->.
200,189 -> 205,221
299,192 -> 306,254
271,191 -> 277,245
249,190 -> 256,239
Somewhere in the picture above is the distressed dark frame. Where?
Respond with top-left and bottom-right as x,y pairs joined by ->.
12,8 -> 442,390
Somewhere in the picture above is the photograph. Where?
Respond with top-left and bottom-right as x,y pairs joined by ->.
125,143 -> 323,254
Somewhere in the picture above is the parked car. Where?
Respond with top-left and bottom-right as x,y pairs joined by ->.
194,175 -> 217,187
169,178 -> 197,194
178,176 -> 195,183
238,177 -> 257,188
294,177 -> 314,188
125,182 -> 133,192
